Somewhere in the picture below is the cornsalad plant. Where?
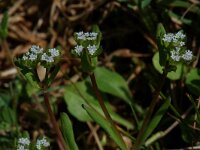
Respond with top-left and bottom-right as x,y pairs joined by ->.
12,23 -> 200,150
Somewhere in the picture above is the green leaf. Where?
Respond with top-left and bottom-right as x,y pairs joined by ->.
186,68 -> 200,96
180,120 -> 199,143
94,67 -> 132,104
153,52 -> 182,80
167,1 -> 200,14
82,104 -> 128,150
0,106 -> 17,125
141,98 -> 170,145
168,10 -> 192,25
0,12 -> 8,39
60,113 -> 79,150
140,0 -> 152,9
156,23 -> 167,66
81,51 -> 96,72
64,81 -> 134,129
24,72 -> 40,89
156,23 -> 166,40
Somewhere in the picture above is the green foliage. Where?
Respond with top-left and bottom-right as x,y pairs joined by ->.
82,104 -> 128,150
153,52 -> 182,80
156,23 -> 167,67
64,80 -> 134,129
94,67 -> 132,104
0,12 -> 8,39
186,68 -> 200,96
60,113 -> 79,150
141,98 -> 171,146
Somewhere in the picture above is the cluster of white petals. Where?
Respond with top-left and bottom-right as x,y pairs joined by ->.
182,50 -> 193,61
22,45 -> 60,63
41,53 -> 54,63
17,138 -> 30,150
49,48 -> 59,57
162,31 -> 193,62
17,145 -> 28,150
74,44 -> 97,56
87,45 -> 97,55
162,31 -> 186,43
74,45 -> 84,56
170,49 -> 181,62
76,31 -> 98,40
170,48 -> 193,62
30,45 -> 43,54
74,31 -> 99,56
36,137 -> 50,150
41,48 -> 60,63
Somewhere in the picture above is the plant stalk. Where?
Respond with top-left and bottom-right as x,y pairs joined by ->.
43,90 -> 67,150
133,70 -> 167,150
89,73 -> 127,149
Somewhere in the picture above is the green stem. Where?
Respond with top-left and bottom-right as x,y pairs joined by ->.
133,70 -> 167,150
43,89 -> 67,150
89,73 -> 127,149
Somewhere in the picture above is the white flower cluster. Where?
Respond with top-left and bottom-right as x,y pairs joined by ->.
23,45 -> 43,61
17,138 -> 30,150
22,45 -> 60,63
170,49 -> 193,62
41,48 -> 60,63
162,31 -> 193,62
162,31 -> 186,43
36,137 -> 50,150
76,31 -> 98,40
74,44 -> 97,56
74,45 -> 83,56
87,44 -> 97,55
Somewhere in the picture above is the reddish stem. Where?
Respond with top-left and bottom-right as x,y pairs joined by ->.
43,91 -> 67,150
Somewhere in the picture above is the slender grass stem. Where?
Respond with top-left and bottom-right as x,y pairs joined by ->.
43,89 -> 67,150
133,70 -> 167,150
89,73 -> 127,149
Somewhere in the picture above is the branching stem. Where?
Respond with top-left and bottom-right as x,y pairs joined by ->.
43,89 -> 67,150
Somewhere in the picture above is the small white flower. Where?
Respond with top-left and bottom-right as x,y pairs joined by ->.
171,49 -> 181,61
76,31 -> 98,41
49,48 -> 59,57
22,55 -> 28,60
162,33 -> 174,42
18,138 -> 30,145
74,45 -> 83,55
30,45 -> 43,54
179,41 -> 185,47
84,32 -> 89,37
87,32 -> 98,40
17,145 -> 28,150
87,45 -> 97,55
76,31 -> 86,40
36,143 -> 41,150
182,50 -> 193,61
41,53 -> 54,63
175,31 -> 186,39
36,137 -> 50,150
90,32 -> 98,37
29,54 -> 37,61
